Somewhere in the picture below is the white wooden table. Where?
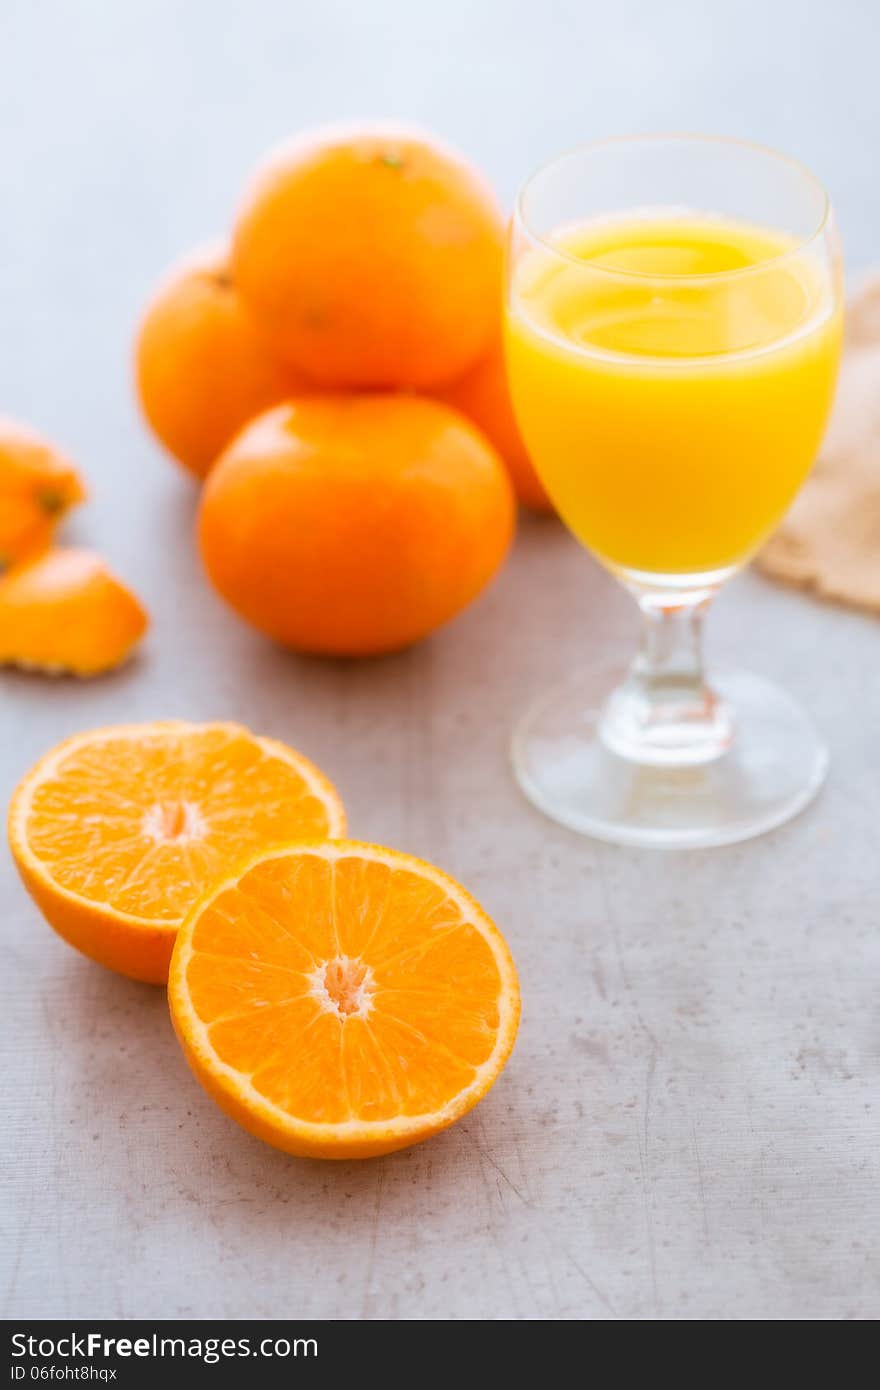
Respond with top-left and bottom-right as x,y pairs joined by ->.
2,0 -> 878,1320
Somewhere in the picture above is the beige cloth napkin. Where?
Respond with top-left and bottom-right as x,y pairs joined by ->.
759,276 -> 880,611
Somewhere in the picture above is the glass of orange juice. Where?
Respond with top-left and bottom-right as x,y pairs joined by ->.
505,136 -> 843,847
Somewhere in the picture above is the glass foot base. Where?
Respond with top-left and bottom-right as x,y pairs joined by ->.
512,668 -> 827,849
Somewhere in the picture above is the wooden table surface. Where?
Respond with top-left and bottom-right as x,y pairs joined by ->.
2,0 -> 879,1320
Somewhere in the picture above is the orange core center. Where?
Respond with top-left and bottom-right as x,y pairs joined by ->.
318,957 -> 373,1019
142,801 -> 205,844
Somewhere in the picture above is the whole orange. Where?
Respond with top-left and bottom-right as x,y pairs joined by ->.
197,394 -> 515,655
135,245 -> 303,478
436,338 -> 554,512
231,123 -> 505,389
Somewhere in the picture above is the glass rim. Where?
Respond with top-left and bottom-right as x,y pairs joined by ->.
513,133 -> 832,283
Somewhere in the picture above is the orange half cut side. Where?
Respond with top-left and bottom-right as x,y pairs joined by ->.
8,721 -> 345,982
168,840 -> 520,1158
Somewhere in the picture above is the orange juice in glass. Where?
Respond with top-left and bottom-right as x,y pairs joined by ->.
504,137 -> 842,848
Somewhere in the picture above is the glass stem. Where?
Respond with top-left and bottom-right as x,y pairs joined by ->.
599,587 -> 733,766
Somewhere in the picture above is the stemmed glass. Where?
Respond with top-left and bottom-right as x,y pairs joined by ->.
504,136 -> 843,848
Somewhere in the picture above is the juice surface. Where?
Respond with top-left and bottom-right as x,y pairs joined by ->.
505,213 -> 842,576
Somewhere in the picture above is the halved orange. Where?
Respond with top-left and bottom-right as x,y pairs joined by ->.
169,840 -> 520,1159
8,722 -> 345,983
